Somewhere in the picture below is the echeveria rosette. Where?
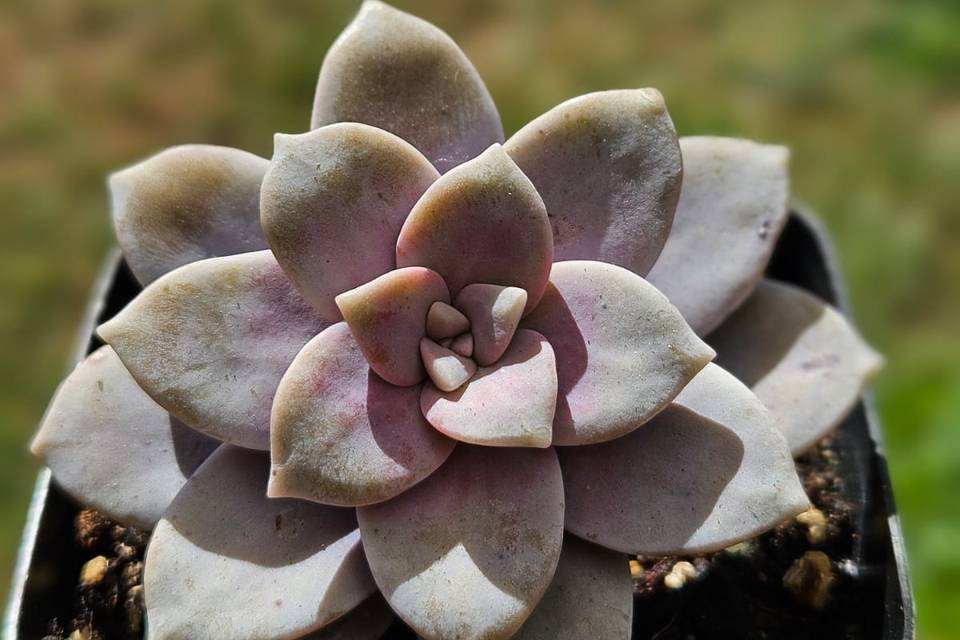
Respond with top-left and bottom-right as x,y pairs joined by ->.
29,2 -> 884,639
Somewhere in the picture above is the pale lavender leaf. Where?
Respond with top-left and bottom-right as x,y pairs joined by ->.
710,279 -> 884,454
647,137 -> 790,335
396,144 -> 553,314
514,536 -> 632,640
421,329 -> 557,448
357,445 -> 564,640
561,363 -> 809,555
312,0 -> 503,173
270,323 -> 455,506
145,446 -> 376,640
454,283 -> 527,366
261,123 -> 439,320
31,346 -> 217,529
520,260 -> 715,445
110,145 -> 269,284
98,251 -> 329,450
335,267 -> 449,387
505,90 -> 682,276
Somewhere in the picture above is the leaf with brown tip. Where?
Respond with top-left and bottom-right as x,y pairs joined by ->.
98,251 -> 329,450
357,445 -> 564,640
710,279 -> 883,454
335,266 -> 449,387
31,346 -> 217,529
561,363 -> 809,555
145,446 -> 376,640
505,89 -> 682,276
520,260 -> 715,445
270,323 -> 455,507
647,137 -> 790,335
110,145 -> 269,284
421,329 -> 557,448
312,0 -> 503,173
514,536 -> 632,640
396,144 -> 553,314
261,124 -> 439,320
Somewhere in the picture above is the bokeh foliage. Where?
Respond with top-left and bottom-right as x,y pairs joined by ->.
0,0 -> 957,636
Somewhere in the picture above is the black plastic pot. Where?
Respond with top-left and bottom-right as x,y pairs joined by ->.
3,210 -> 915,639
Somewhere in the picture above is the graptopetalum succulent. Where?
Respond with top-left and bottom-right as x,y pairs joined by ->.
31,3 -> 884,639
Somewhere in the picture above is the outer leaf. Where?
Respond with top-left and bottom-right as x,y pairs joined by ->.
335,267 -> 449,387
561,363 -> 810,555
647,137 -> 790,335
31,346 -> 217,529
302,596 -> 395,640
312,0 -> 503,173
710,279 -> 883,454
357,446 -> 565,640
513,536 -> 633,640
520,260 -> 715,445
270,323 -> 455,506
261,124 -> 439,320
396,144 -> 553,314
145,446 -> 376,640
98,251 -> 329,450
505,89 -> 682,276
110,145 -> 269,284
421,329 -> 557,448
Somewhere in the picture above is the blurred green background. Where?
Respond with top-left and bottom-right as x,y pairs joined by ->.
0,0 -> 956,636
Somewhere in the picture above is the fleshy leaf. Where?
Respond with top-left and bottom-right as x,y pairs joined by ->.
454,283 -> 527,366
261,124 -> 439,320
31,346 -> 217,529
312,0 -> 503,173
335,267 -> 449,387
450,332 -> 474,357
561,363 -> 810,555
303,596 -> 395,640
505,89 -> 682,276
396,144 -> 553,314
110,145 -> 270,285
710,279 -> 883,454
425,301 -> 470,340
514,536 -> 632,640
647,137 -> 790,335
357,445 -> 564,640
420,337 -> 477,392
270,323 -> 455,506
421,329 -> 557,448
145,446 -> 376,640
98,251 -> 329,450
520,260 -> 715,445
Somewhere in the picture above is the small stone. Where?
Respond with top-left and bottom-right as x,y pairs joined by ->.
74,509 -> 109,550
420,337 -> 477,392
783,551 -> 835,609
121,560 -> 143,590
454,284 -> 527,365
114,542 -> 137,562
450,332 -> 474,358
426,301 -> 470,340
663,560 -> 699,589
79,556 -> 109,588
723,540 -> 754,556
629,559 -> 642,579
796,507 -> 828,545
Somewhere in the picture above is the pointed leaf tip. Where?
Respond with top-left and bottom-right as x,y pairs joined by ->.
313,1 -> 503,173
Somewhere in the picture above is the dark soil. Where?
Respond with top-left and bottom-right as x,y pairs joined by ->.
40,511 -> 148,640
42,434 -> 873,640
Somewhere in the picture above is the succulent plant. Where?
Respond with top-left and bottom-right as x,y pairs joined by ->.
32,2 -> 883,639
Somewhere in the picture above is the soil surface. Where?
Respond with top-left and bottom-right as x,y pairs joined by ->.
42,435 -> 874,639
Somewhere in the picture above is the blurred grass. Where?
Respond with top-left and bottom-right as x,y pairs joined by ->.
0,0 -> 957,636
